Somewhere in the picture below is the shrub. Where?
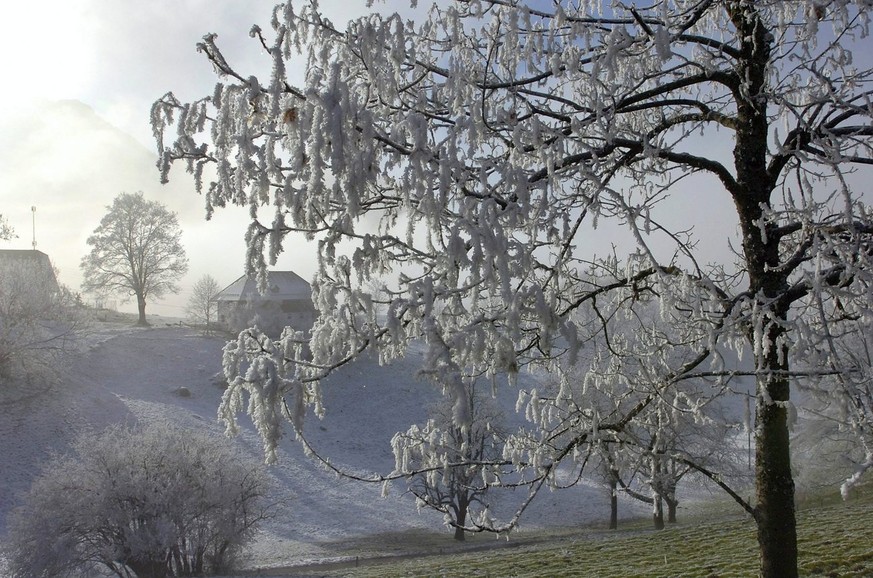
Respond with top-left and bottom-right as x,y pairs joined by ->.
0,257 -> 88,384
3,424 -> 269,578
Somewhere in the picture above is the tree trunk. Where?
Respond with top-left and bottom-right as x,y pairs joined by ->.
666,497 -> 677,524
136,293 -> 148,326
728,4 -> 798,575
609,474 -> 618,530
755,346 -> 798,578
652,495 -> 665,530
454,497 -> 467,541
665,477 -> 678,524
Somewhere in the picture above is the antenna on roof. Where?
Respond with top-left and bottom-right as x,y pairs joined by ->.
31,206 -> 36,250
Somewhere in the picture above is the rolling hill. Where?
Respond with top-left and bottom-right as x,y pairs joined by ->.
0,319 -> 650,574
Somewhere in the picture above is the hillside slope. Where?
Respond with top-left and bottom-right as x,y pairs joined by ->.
0,324 -> 647,571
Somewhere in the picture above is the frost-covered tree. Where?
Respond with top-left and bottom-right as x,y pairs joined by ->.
186,273 -> 221,332
0,255 -> 88,384
81,192 -> 188,326
393,385 -> 505,541
617,405 -> 746,529
797,318 -> 873,497
0,214 -> 14,241
552,289 -> 750,530
2,424 -> 269,578
153,2 -> 873,576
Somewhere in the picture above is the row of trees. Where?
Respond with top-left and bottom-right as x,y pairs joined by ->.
391,292 -> 752,540
152,1 -> 873,576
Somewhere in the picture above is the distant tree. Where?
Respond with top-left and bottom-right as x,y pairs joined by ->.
594,446 -> 625,531
186,274 -> 221,332
0,214 -> 14,241
0,257 -> 88,384
797,318 -> 873,497
559,287 -> 750,530
393,385 -> 505,541
81,192 -> 188,326
613,407 -> 746,529
2,424 -> 270,578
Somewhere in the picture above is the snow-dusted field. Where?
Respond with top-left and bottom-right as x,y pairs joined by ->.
0,320 -> 648,575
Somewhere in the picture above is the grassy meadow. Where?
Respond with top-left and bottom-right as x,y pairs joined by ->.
313,486 -> 873,577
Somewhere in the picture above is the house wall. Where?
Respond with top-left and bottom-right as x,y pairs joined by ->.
216,299 -> 316,337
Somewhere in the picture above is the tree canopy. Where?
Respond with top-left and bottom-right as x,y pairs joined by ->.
0,214 -> 13,241
81,192 -> 188,325
153,2 -> 873,576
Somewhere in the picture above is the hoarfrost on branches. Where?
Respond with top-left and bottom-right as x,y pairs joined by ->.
392,385 -> 506,540
154,2 -> 873,575
2,424 -> 270,578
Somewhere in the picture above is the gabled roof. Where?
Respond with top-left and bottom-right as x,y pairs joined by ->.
214,271 -> 312,302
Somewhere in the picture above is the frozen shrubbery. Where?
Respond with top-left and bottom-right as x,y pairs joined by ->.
3,424 -> 269,578
0,257 -> 88,385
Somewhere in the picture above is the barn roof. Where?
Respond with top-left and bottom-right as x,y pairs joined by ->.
0,250 -> 60,291
214,271 -> 312,302
0,249 -> 53,266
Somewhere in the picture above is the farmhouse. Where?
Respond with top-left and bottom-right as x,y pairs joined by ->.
214,271 -> 317,336
0,250 -> 60,299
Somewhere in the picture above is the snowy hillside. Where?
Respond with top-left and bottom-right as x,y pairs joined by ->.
0,322 -> 649,573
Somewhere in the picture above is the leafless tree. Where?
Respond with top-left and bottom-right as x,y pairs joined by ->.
394,385 -> 506,541
0,257 -> 88,385
0,214 -> 14,241
186,274 -> 221,333
81,192 -> 188,326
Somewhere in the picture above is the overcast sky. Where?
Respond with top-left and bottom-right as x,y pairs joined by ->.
3,1 -> 844,319
0,0 -> 423,317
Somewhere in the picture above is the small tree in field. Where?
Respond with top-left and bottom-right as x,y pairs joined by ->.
186,274 -> 221,332
2,424 -> 269,578
153,2 -> 873,575
393,386 -> 505,541
81,192 -> 188,326
797,319 -> 873,497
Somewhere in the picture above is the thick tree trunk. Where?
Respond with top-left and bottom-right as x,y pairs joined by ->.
136,293 -> 148,326
666,497 -> 677,524
728,4 -> 798,575
609,475 -> 618,530
454,499 -> 467,541
755,346 -> 798,578
652,495 -> 665,530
